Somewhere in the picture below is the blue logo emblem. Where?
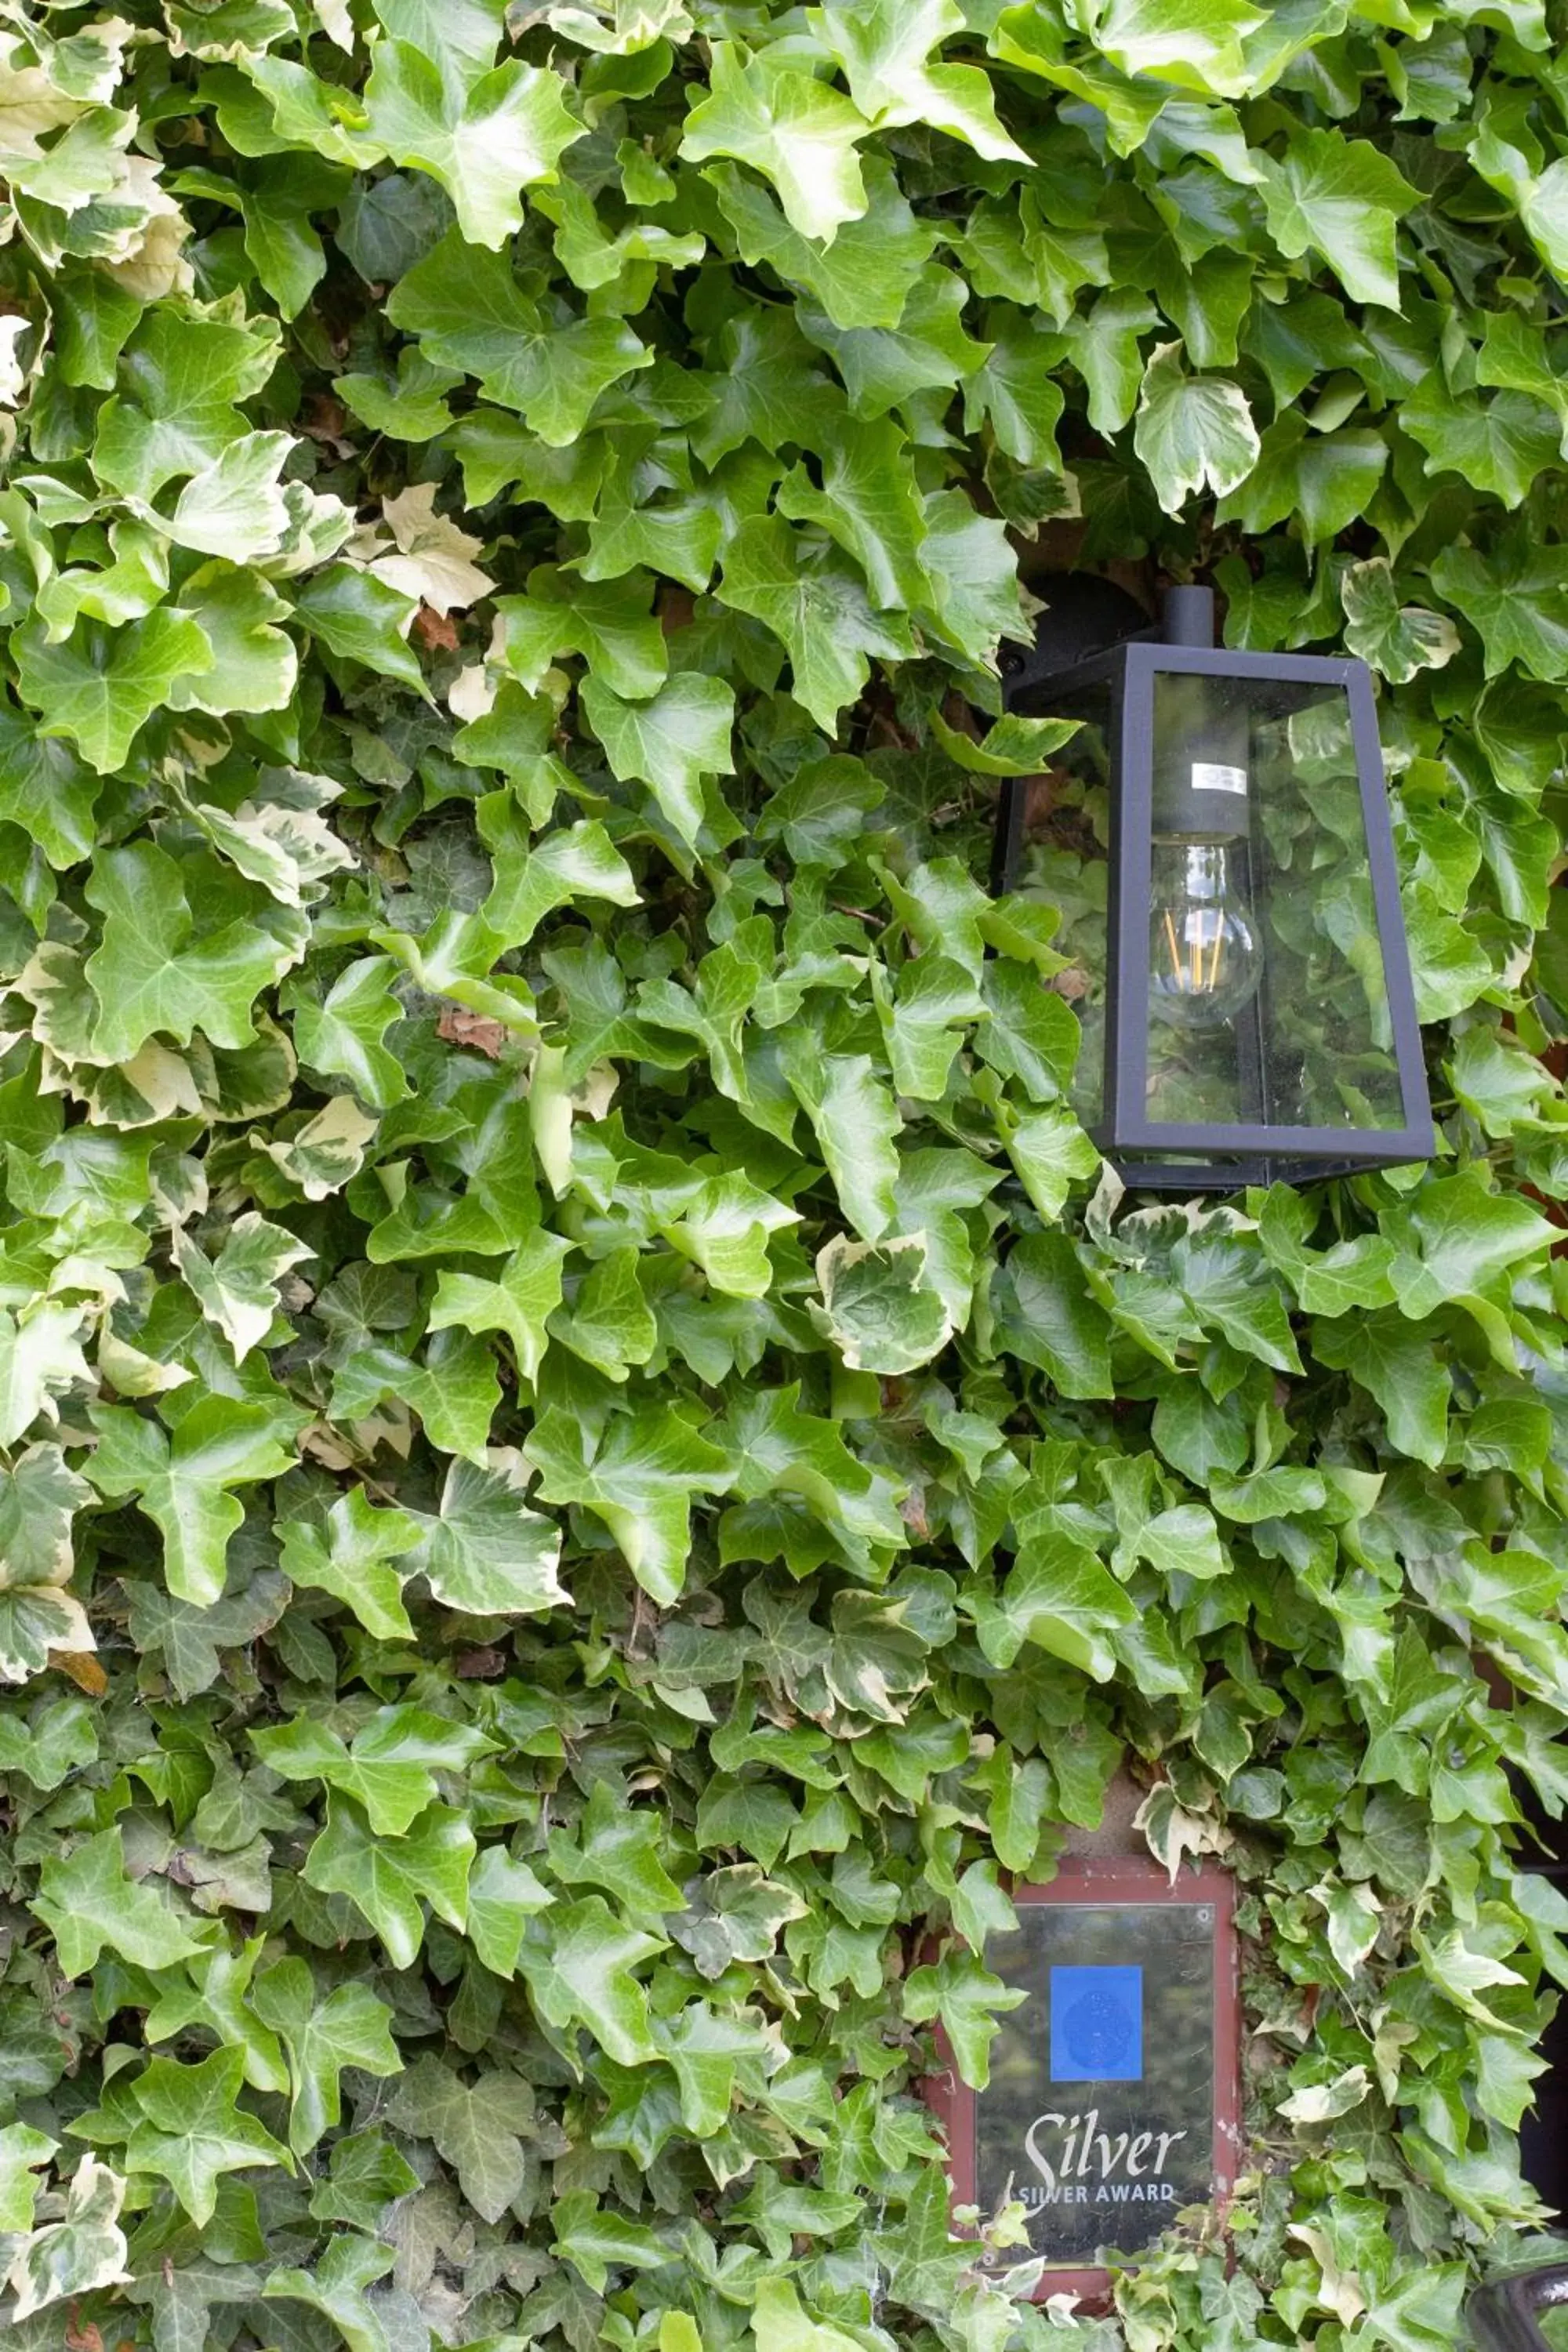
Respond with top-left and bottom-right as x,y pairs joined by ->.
1050,1965 -> 1144,2082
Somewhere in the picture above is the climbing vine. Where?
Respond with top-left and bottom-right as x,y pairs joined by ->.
0,3 -> 1561,2351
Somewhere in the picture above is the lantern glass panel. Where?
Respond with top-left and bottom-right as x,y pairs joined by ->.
1142,670 -> 1406,1136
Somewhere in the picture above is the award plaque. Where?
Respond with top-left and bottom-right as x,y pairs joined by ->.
928,1857 -> 1240,2302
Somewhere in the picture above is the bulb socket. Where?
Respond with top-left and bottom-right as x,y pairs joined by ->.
1151,678 -> 1253,841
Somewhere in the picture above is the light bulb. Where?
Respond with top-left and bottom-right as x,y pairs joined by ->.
1149,839 -> 1263,1030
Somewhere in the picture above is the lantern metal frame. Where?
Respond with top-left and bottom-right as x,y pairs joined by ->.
1468,2261 -> 1568,2352
993,583 -> 1435,1192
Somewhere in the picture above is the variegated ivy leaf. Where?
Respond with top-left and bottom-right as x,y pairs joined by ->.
810,1233 -> 954,1376
6,2156 -> 129,2321
0,2125 -> 56,2238
256,1094 -> 379,1200
0,1312 -> 92,1450
176,766 -> 356,906
546,0 -> 694,53
173,1210 -> 314,1363
361,481 -> 493,615
1133,340 -> 1261,514
0,1444 -> 94,1683
1340,558 -> 1461,683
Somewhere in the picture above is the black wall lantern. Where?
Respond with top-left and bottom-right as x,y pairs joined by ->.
993,580 -> 1434,1192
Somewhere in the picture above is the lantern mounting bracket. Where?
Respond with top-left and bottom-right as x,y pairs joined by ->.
1000,578 -> 1217,714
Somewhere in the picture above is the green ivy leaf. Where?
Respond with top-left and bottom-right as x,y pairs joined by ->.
580,672 -> 735,851
89,1399 -> 298,1609
548,1778 -> 685,1923
1005,1102 -> 1101,1218
514,1895 -> 664,2062
681,43 -> 870,242
387,2054 -> 530,2223
390,229 -> 651,444
478,806 -> 639,948
32,1828 -> 209,1980
289,956 -> 411,1108
782,1049 -> 902,1241
1392,1170 -> 1552,1316
93,310 -> 279,500
717,515 -> 913,729
363,45 -> 583,249
524,1404 -> 734,1603
252,1702 -> 493,1836
82,842 -> 306,1060
1258,129 -> 1417,308
1218,412 -> 1387,544
0,690 -> 101,866
1315,1310 -> 1450,1467
408,1456 -> 567,1614
817,0 -> 1027,160
982,1531 -> 1138,1682
993,1232 -> 1114,1398
776,415 -> 933,610
1428,537 -> 1568,679
290,564 -> 427,695
277,1490 -> 421,1638
250,1960 -> 403,2155
706,157 -> 938,331
1087,0 -> 1266,95
903,1947 -> 1025,2089
303,1795 -> 475,1969
13,611 -> 212,775
1402,373 -> 1559,508
263,2237 -> 398,2352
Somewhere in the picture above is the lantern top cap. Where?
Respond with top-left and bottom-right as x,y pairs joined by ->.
1161,584 -> 1215,648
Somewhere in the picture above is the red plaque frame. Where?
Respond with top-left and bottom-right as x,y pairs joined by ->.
924,1856 -> 1241,2307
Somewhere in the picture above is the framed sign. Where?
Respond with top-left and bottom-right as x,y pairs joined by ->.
927,1857 -> 1240,2302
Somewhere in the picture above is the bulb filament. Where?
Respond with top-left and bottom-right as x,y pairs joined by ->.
1163,908 -> 1225,996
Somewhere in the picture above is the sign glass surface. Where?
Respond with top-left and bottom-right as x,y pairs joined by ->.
975,1895 -> 1218,2269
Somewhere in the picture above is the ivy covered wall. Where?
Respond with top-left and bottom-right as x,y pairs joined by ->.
0,2 -> 1562,2350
